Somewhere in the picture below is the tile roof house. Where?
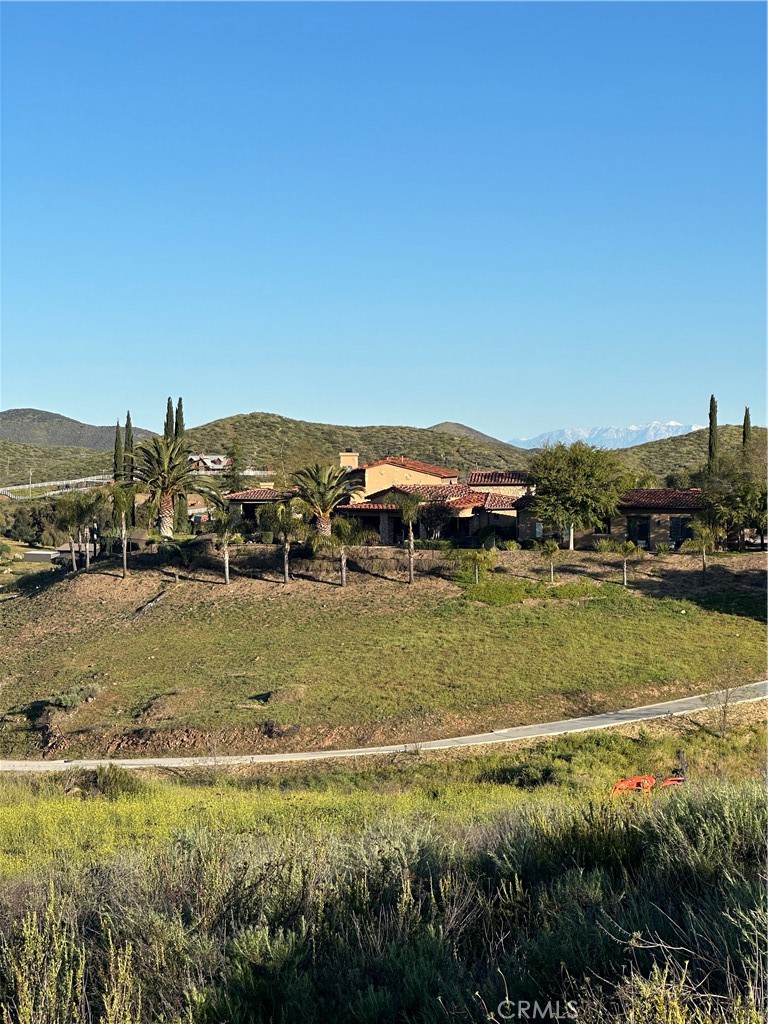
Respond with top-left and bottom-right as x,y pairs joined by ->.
516,488 -> 705,550
341,452 -> 460,500
188,454 -> 233,473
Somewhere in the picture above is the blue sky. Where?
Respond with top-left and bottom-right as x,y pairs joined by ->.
1,2 -> 764,438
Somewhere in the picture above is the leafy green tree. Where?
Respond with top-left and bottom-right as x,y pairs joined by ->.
743,406 -> 752,450
529,442 -> 625,550
537,538 -> 560,583
312,516 -> 378,587
223,440 -> 247,494
391,491 -> 423,584
123,411 -> 134,483
258,500 -> 310,584
209,492 -> 243,585
708,394 -> 718,473
134,436 -> 199,539
701,451 -> 767,550
175,397 -> 185,439
292,464 -> 363,536
164,397 -> 175,442
420,500 -> 453,540
112,422 -> 123,483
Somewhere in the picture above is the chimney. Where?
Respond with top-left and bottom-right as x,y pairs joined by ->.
339,450 -> 359,470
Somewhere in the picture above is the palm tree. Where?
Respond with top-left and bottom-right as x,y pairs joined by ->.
54,494 -> 82,572
53,491 -> 104,571
292,464 -> 363,536
209,492 -> 243,585
258,500 -> 310,584
391,491 -> 423,585
312,516 -> 378,587
106,482 -> 138,579
538,538 -> 560,583
134,436 -> 197,539
680,522 -> 716,578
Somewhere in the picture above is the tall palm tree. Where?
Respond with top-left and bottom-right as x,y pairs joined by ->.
292,464 -> 363,536
54,491 -> 104,571
209,492 -> 243,585
391,491 -> 423,585
134,436 -> 197,539
54,494 -> 82,572
312,516 -> 378,587
258,500 -> 310,584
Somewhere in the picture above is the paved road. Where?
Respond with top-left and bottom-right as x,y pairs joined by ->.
1,681 -> 765,773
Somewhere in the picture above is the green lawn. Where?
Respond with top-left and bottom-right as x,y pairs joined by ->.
0,562 -> 763,757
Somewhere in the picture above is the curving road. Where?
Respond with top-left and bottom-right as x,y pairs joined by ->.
0,681 -> 765,773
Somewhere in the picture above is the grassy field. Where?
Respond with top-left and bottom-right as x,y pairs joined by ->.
0,712 -> 764,1022
0,549 -> 763,758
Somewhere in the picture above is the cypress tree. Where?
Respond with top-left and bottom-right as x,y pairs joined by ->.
707,394 -> 718,473
175,397 -> 185,439
113,421 -> 124,482
123,410 -> 134,481
164,397 -> 175,441
742,406 -> 752,450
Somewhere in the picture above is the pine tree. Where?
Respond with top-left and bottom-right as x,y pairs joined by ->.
164,397 -> 175,441
113,421 -> 124,483
123,410 -> 134,481
707,394 -> 718,473
743,406 -> 752,450
175,397 -> 185,439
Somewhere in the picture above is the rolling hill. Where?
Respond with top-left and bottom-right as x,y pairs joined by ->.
1,410 -> 763,488
619,425 -> 767,476
0,409 -> 155,450
0,439 -> 111,487
185,412 -> 531,474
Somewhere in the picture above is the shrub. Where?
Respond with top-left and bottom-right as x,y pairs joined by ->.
655,542 -> 671,558
413,539 -> 453,551
593,538 -> 617,553
497,539 -> 521,551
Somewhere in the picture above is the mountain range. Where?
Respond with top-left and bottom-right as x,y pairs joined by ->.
0,408 -> 763,488
510,421 -> 706,450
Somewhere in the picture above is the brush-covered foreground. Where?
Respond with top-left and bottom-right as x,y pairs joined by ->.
0,552 -> 764,757
0,716 -> 765,1023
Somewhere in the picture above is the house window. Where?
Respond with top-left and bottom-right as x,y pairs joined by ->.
534,521 -> 543,539
627,516 -> 651,548
669,517 -> 693,548
594,517 -> 611,535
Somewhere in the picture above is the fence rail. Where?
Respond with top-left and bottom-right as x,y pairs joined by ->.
0,475 -> 113,499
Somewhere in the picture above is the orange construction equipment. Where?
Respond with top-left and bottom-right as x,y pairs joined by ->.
611,751 -> 687,798
611,775 -> 656,797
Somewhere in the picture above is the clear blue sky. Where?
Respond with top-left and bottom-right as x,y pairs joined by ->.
1,2 -> 764,438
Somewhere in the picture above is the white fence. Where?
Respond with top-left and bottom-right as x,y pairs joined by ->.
0,475 -> 112,499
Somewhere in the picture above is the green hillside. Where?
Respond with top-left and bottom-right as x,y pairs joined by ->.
185,411 -> 531,473
0,408 -> 154,450
619,425 -> 767,476
0,440 -> 110,487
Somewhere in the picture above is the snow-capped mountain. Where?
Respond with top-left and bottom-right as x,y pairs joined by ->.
510,421 -> 705,450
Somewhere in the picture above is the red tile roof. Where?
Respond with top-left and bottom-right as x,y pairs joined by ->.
227,488 -> 294,502
381,483 -> 475,500
467,470 -> 529,487
337,502 -> 398,511
481,492 -> 521,510
362,456 -> 458,479
618,489 -> 704,511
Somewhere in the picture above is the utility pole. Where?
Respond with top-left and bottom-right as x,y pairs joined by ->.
28,468 -> 32,498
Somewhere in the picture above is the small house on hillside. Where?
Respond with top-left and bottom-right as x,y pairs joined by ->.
227,487 -> 295,522
188,454 -> 233,474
